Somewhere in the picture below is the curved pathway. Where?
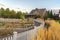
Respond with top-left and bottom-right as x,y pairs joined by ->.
17,19 -> 45,40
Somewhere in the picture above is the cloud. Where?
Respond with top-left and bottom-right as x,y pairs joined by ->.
0,3 -> 5,7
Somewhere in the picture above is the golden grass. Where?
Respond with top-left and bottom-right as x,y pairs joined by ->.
32,20 -> 60,40
0,28 -> 13,37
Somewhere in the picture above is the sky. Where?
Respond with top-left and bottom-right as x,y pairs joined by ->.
0,0 -> 60,12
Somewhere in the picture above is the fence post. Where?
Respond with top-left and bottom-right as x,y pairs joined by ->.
2,38 -> 4,40
5,37 -> 7,40
33,26 -> 37,40
10,36 -> 13,40
34,26 -> 37,36
13,31 -> 17,40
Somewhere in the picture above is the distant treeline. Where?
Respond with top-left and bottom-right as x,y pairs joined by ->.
0,8 -> 28,19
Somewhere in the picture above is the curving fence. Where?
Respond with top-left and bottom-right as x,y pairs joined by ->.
0,19 -> 45,40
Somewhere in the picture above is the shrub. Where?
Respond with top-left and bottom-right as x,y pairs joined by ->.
0,28 -> 13,37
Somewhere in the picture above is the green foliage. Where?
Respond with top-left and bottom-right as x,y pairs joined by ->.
10,10 -> 16,18
0,7 -> 28,19
0,8 -> 5,17
47,10 -> 53,18
55,20 -> 60,23
16,11 -> 25,19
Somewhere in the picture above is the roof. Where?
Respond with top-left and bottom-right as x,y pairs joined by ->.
30,8 -> 47,18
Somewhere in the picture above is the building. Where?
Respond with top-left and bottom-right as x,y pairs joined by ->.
25,8 -> 47,19
53,10 -> 60,20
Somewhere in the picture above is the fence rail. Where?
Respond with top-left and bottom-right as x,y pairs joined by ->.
0,35 -> 13,40
0,19 -> 45,40
0,31 -> 18,40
